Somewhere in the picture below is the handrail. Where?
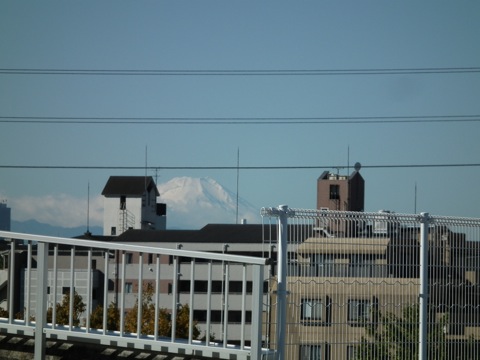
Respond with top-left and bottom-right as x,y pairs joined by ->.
0,231 -> 268,265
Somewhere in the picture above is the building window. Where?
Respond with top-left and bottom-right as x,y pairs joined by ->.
91,259 -> 97,270
148,254 -> 153,264
125,282 -> 133,293
301,299 -> 323,322
300,344 -> 324,360
62,287 -> 74,295
329,184 -> 340,200
111,227 -> 116,236
120,195 -> 126,210
125,253 -> 133,264
348,299 -> 375,325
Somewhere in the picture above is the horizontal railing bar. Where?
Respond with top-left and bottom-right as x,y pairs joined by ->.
0,231 -> 269,265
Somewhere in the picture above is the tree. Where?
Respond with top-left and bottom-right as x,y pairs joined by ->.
355,304 -> 447,360
0,307 -> 8,318
90,301 -> 120,331
124,282 -> 200,339
47,291 -> 86,326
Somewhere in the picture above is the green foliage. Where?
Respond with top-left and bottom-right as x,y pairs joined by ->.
90,301 -> 120,330
0,307 -> 8,318
356,304 -> 447,360
124,282 -> 200,339
47,291 -> 86,326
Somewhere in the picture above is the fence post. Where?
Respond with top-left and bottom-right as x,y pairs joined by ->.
276,205 -> 289,360
251,264 -> 264,360
34,241 -> 48,360
419,212 -> 430,360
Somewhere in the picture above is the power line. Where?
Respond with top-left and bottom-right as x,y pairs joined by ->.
1,163 -> 479,170
1,67 -> 480,76
1,115 -> 480,125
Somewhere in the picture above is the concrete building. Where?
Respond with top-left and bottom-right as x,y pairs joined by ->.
317,169 -> 364,212
0,201 -> 11,231
102,176 -> 167,235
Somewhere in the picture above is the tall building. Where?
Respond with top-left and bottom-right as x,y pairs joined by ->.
317,167 -> 364,212
0,200 -> 11,231
102,176 -> 167,236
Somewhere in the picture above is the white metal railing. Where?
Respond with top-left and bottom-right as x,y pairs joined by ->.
0,231 -> 274,360
261,206 -> 480,360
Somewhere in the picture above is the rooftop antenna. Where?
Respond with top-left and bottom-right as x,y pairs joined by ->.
145,145 -> 148,191
414,182 -> 418,213
236,147 -> 240,224
347,145 -> 350,175
85,182 -> 91,236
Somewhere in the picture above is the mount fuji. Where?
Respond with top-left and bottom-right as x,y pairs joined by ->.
157,177 -> 260,229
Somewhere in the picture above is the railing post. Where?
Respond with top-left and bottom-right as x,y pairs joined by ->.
419,212 -> 430,360
276,205 -> 289,360
34,241 -> 48,360
251,264 -> 264,360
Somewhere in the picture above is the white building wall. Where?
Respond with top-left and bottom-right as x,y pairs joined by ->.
103,196 -> 143,236
21,269 -> 100,324
103,191 -> 166,235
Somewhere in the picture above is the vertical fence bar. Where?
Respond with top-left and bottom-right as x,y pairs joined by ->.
223,263 -> 230,348
119,251 -> 126,335
171,254 -> 178,342
34,242 -> 48,360
206,261 -> 212,346
276,205 -> 289,360
419,212 -> 430,360
137,252 -> 143,337
86,248 -> 92,331
69,246 -> 75,330
154,254 -> 160,340
188,259 -> 195,344
251,263 -> 264,360
52,244 -> 58,328
26,241 -> 32,324
240,264 -> 247,349
102,250 -> 109,334
8,239 -> 15,324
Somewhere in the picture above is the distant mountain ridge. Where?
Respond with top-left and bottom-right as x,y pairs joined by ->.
9,176 -> 260,234
11,219 -> 102,238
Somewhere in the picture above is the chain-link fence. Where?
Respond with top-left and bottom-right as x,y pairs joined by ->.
262,207 -> 480,360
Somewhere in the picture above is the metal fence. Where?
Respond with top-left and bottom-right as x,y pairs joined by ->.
0,231 -> 271,360
261,206 -> 480,360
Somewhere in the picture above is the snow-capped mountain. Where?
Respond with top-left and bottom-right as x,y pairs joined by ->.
157,177 -> 260,229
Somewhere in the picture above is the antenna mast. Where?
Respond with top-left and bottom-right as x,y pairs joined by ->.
145,145 -> 148,192
236,148 -> 240,224
86,182 -> 90,234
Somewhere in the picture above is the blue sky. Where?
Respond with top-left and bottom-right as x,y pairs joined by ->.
1,1 -> 480,227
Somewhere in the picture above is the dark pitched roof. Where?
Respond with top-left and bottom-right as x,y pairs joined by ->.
116,224 -> 278,244
101,176 -> 160,197
115,223 -> 313,244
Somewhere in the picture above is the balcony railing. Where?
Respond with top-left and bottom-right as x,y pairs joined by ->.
0,231 -> 273,360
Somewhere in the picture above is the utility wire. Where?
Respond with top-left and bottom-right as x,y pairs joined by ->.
1,115 -> 480,125
1,67 -> 480,76
1,163 -> 479,170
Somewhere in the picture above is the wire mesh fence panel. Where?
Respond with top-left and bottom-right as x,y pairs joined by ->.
262,208 -> 480,360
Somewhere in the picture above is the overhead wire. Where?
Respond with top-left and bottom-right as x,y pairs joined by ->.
0,163 -> 479,170
1,66 -> 480,76
1,115 -> 480,125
